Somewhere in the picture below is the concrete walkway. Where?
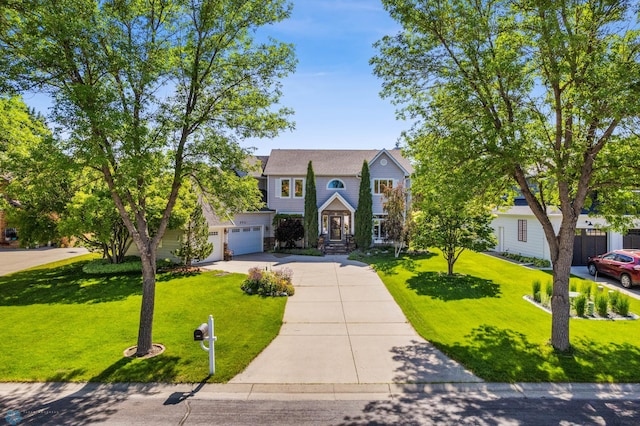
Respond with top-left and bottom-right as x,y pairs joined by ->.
202,253 -> 481,385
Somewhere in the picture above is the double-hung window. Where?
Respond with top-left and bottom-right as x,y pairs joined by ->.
278,178 -> 304,198
373,179 -> 394,194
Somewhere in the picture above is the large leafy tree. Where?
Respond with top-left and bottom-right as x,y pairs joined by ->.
303,161 -> 318,248
0,0 -> 295,356
354,160 -> 372,249
373,0 -> 640,351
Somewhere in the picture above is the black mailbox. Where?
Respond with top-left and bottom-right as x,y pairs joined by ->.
194,323 -> 208,341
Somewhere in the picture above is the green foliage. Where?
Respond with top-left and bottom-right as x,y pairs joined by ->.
241,266 -> 295,297
545,281 -> 553,298
275,218 -> 304,248
303,161 -> 318,248
362,249 -> 640,382
610,292 -> 630,317
172,204 -> 213,266
595,294 -> 609,317
354,160 -> 373,249
0,256 -> 286,383
580,282 -> 592,300
500,252 -> 551,268
382,182 -> 409,258
531,280 -> 541,302
615,296 -> 630,317
374,0 -> 640,351
1,0 -> 295,355
574,294 -> 587,317
82,258 -> 143,275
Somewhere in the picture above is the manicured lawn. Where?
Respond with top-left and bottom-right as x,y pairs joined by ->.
365,249 -> 640,383
0,255 -> 286,383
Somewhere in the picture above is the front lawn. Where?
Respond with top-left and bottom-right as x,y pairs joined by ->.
365,249 -> 640,382
0,255 -> 286,383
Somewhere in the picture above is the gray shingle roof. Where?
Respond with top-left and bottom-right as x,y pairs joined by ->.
262,149 -> 413,176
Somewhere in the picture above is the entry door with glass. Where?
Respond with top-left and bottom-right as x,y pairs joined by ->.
329,215 -> 342,241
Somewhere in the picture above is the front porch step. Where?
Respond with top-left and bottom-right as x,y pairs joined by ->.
324,243 -> 348,255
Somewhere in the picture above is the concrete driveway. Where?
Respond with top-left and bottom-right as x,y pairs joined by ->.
203,253 -> 481,385
0,247 -> 89,276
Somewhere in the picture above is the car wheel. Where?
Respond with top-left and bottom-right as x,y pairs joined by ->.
588,264 -> 597,276
620,274 -> 632,289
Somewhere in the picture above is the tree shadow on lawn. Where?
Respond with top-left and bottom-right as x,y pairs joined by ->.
436,325 -> 640,382
373,252 -> 436,276
406,272 -> 501,301
0,261 -> 142,306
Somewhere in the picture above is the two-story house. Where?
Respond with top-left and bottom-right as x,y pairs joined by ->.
145,148 -> 413,263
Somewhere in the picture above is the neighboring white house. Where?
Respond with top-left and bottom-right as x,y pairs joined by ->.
131,148 -> 413,263
491,202 -> 640,266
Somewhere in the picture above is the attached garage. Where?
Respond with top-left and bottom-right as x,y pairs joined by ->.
228,226 -> 263,255
623,229 -> 640,249
572,229 -> 607,266
197,230 -> 224,263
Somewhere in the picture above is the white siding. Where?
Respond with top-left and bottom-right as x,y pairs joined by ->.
491,214 -> 550,261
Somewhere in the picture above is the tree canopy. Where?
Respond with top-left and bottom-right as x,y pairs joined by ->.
373,0 -> 640,351
0,0 -> 296,356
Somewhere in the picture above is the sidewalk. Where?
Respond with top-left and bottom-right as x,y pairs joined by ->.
203,253 -> 480,384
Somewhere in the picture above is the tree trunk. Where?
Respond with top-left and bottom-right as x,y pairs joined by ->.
549,222 -> 576,352
135,246 -> 157,356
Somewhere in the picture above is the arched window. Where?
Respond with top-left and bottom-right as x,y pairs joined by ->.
327,179 -> 345,189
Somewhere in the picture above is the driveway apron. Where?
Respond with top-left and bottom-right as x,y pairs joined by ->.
205,254 -> 481,384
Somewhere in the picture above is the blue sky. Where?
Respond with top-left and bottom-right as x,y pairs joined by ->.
22,1 -> 406,156
246,0 -> 407,155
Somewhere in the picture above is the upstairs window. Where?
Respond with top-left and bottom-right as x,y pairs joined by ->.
327,179 -> 345,190
294,178 -> 304,198
279,178 -> 290,198
373,179 -> 393,194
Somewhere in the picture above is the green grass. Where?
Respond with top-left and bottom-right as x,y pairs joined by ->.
0,255 -> 286,383
366,249 -> 640,383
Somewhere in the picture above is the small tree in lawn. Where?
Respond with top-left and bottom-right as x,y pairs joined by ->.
382,182 -> 408,258
173,204 -> 213,266
304,161 -> 318,248
355,160 -> 372,250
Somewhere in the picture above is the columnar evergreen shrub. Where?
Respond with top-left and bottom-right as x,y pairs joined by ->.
545,281 -> 553,298
580,282 -> 592,299
574,294 -> 587,317
595,293 -> 608,317
532,280 -> 541,303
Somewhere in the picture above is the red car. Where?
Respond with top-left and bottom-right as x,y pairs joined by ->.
587,249 -> 640,288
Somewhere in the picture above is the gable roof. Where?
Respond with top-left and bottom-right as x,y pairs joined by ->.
262,149 -> 413,176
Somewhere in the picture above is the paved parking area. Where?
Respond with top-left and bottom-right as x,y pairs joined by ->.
0,247 -> 89,276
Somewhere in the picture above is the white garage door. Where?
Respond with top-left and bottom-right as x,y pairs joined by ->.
228,226 -> 263,255
197,230 -> 224,263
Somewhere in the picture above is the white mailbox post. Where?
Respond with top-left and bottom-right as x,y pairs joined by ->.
193,315 -> 217,375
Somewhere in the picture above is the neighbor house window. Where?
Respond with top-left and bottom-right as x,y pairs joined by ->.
278,178 -> 290,198
294,178 -> 304,198
373,179 -> 393,194
327,179 -> 345,189
518,219 -> 527,242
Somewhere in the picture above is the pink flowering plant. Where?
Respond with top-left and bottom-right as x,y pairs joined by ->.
241,266 -> 294,297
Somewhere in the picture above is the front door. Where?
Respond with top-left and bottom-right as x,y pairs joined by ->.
330,216 -> 342,241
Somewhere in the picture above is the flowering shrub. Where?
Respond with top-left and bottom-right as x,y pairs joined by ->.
241,266 -> 295,297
